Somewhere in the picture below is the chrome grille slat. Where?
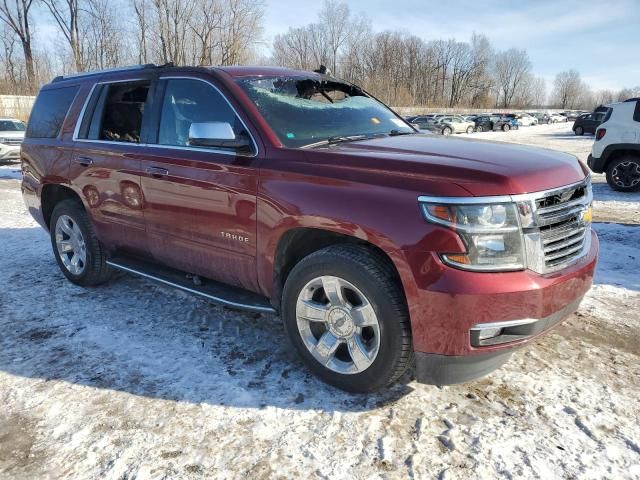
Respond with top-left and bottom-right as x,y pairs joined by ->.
545,243 -> 585,262
536,206 -> 585,226
516,178 -> 592,273
543,230 -> 587,254
535,196 -> 587,214
0,138 -> 22,146
542,227 -> 587,249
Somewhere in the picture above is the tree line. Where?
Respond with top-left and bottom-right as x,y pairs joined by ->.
1,0 -> 638,110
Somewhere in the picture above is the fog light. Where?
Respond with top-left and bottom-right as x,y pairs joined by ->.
478,327 -> 503,341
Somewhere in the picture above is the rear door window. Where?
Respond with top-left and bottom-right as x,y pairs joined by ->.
26,86 -> 79,138
78,81 -> 151,143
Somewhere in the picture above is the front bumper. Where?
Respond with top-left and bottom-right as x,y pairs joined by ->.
587,154 -> 606,174
414,296 -> 583,384
404,231 -> 598,384
0,144 -> 20,161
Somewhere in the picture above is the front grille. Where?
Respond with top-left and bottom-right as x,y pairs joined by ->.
533,181 -> 591,270
0,138 -> 22,146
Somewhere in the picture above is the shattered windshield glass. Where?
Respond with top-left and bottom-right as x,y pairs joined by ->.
235,76 -> 413,148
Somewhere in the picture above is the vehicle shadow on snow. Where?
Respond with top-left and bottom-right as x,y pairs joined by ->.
537,132 -> 594,140
0,225 -> 415,413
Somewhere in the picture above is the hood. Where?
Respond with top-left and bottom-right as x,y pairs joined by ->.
0,131 -> 25,139
313,134 -> 587,196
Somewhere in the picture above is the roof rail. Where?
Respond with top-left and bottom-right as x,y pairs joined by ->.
624,97 -> 640,103
51,63 -> 173,83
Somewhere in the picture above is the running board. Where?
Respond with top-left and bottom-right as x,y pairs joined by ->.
107,256 -> 276,314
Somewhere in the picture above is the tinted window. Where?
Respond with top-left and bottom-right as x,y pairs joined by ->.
26,86 -> 78,138
157,79 -> 243,149
89,82 -> 149,143
0,120 -> 26,131
634,101 -> 640,122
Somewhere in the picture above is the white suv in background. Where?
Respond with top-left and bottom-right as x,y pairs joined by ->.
588,98 -> 640,191
0,118 -> 26,162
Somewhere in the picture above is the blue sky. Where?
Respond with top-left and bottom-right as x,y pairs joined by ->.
264,0 -> 640,91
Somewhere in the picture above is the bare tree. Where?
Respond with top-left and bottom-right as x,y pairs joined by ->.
41,0 -> 83,71
0,0 -> 35,90
132,0 -> 150,64
552,70 -> 583,109
494,48 -> 531,108
319,0 -> 349,74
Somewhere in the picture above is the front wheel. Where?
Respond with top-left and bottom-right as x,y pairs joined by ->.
476,125 -> 484,132
442,126 -> 452,136
282,245 -> 413,393
606,156 -> 640,192
574,126 -> 584,136
50,199 -> 113,286
466,126 -> 474,134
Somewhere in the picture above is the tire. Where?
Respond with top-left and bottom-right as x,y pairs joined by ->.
502,123 -> 511,132
476,125 -> 484,132
466,126 -> 474,134
605,156 -> 640,192
50,198 -> 113,286
281,244 -> 413,393
574,126 -> 584,136
442,126 -> 452,136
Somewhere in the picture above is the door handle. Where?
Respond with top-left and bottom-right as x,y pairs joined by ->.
75,156 -> 93,167
146,166 -> 169,178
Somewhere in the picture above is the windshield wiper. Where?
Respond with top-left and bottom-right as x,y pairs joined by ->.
388,129 -> 416,136
301,134 -> 380,149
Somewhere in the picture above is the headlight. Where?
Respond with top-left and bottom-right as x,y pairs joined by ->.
420,200 -> 525,271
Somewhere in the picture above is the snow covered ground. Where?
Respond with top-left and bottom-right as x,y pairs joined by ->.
1,125 -> 639,479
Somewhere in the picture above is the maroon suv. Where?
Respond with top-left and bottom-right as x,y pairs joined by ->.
21,64 -> 598,392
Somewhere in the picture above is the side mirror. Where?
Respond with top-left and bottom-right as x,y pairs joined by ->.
188,122 -> 252,153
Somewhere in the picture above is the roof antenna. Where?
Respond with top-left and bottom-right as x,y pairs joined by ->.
314,65 -> 330,75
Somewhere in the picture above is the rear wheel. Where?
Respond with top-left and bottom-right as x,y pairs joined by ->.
466,126 -> 474,134
606,156 -> 640,192
50,199 -> 113,286
502,123 -> 511,132
282,245 -> 413,393
574,126 -> 584,136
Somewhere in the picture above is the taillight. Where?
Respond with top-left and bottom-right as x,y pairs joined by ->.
596,128 -> 606,141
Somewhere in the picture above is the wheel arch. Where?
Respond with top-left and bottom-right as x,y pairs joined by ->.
268,226 -> 407,312
41,183 -> 85,230
601,145 -> 640,172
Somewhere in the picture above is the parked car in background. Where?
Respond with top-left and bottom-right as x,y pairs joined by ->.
529,112 -> 551,124
549,113 -> 568,123
474,115 -> 511,132
573,112 -> 606,136
21,63 -> 598,392
562,111 -> 580,121
0,118 -> 26,163
589,98 -> 640,191
462,115 -> 478,123
437,115 -> 476,135
517,113 -> 538,126
497,114 -> 520,130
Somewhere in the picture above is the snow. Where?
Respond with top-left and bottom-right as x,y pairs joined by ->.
0,162 -> 22,180
1,125 -> 639,479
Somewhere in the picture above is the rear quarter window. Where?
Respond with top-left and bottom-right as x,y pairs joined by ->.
634,102 -> 640,122
26,86 -> 79,138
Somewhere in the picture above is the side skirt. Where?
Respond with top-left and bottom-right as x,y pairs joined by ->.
107,255 -> 276,314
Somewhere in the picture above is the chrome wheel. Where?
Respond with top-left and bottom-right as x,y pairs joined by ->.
54,214 -> 87,275
612,161 -> 640,188
296,275 -> 380,374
